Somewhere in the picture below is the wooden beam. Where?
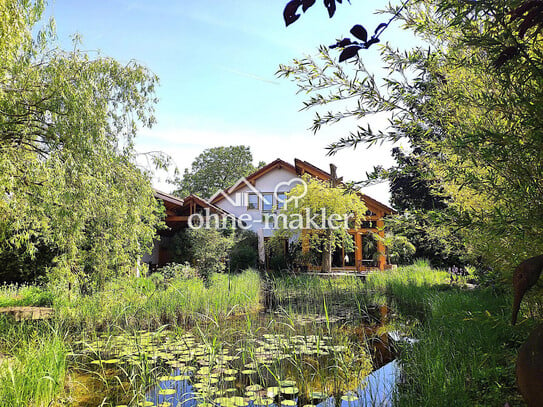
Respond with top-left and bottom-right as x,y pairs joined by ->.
166,216 -> 190,222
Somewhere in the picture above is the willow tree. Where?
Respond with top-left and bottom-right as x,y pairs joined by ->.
278,0 -> 543,274
272,175 -> 367,272
0,0 -> 164,288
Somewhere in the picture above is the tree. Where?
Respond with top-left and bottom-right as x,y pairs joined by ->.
170,146 -> 265,199
272,174 -> 367,272
278,0 -> 543,275
166,227 -> 236,283
0,0 -> 163,288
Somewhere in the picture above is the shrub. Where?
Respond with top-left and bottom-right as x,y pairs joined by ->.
229,245 -> 258,272
167,227 -> 235,282
157,262 -> 198,279
229,230 -> 259,272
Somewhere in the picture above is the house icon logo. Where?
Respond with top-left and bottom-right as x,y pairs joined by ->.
213,176 -> 307,209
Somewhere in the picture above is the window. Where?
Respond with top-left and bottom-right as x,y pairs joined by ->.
276,192 -> 287,209
262,193 -> 274,211
247,193 -> 259,210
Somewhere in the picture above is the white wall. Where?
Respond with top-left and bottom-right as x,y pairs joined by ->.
214,167 -> 303,238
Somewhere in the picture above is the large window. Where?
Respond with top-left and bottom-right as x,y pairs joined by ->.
262,193 -> 274,211
247,193 -> 259,210
276,192 -> 287,209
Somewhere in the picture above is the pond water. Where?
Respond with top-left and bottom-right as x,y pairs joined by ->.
71,305 -> 399,407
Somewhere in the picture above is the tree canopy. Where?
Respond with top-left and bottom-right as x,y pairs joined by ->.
170,146 -> 265,199
279,0 -> 543,275
0,0 -> 163,287
272,174 -> 367,272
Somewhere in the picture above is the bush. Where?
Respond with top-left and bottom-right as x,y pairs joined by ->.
230,245 -> 258,272
229,230 -> 259,272
157,262 -> 199,279
269,254 -> 288,271
167,227 -> 235,282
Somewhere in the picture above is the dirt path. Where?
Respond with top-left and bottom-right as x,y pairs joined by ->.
0,306 -> 54,321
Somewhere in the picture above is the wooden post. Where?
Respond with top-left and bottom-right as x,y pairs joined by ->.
355,232 -> 362,271
376,215 -> 386,270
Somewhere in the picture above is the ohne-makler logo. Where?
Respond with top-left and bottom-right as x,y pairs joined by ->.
188,177 -> 353,231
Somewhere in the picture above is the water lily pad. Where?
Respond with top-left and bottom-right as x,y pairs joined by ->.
281,400 -> 297,406
278,380 -> 296,387
246,384 -> 263,392
231,396 -> 246,406
266,387 -> 280,397
281,387 -> 299,395
158,388 -> 176,396
310,391 -> 327,400
341,395 -> 358,402
254,397 -> 274,406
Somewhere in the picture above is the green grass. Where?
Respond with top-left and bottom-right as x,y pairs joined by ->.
394,289 -> 529,406
0,284 -> 54,307
366,262 -> 532,407
53,269 -> 262,330
0,261 -> 537,406
0,317 -> 68,407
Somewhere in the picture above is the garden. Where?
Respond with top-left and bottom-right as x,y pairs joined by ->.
0,261 -> 536,406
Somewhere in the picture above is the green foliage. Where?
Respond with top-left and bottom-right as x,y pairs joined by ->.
168,227 -> 236,281
384,234 -> 416,265
0,318 -> 67,407
0,283 -> 54,307
273,175 -> 367,271
170,145 -> 265,199
229,230 -> 259,272
156,262 -> 199,279
0,1 -> 164,286
53,269 -> 262,330
230,245 -> 258,272
278,0 -> 543,277
386,211 -> 469,267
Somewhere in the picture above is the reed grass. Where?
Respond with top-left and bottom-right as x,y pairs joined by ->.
0,283 -> 54,307
54,269 -> 261,330
0,317 -> 68,406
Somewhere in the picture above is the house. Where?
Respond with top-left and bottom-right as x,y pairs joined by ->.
208,158 -> 396,271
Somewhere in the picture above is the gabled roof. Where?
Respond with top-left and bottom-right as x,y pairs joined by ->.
294,158 -> 331,181
154,189 -> 184,212
207,158 -> 395,214
209,158 -> 297,203
181,194 -> 232,217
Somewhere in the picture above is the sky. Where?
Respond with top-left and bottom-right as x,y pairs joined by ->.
45,0 -> 416,206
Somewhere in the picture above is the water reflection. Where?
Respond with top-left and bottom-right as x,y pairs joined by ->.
146,359 -> 399,407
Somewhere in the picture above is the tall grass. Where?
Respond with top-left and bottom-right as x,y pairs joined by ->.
54,269 -> 261,330
0,317 -> 68,406
0,283 -> 54,307
363,261 -> 531,406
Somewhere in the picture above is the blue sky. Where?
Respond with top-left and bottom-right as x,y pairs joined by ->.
46,0 -> 415,205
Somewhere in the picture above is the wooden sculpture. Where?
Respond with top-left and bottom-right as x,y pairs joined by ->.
511,254 -> 543,407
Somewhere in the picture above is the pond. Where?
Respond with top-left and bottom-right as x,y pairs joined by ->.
69,302 -> 398,407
